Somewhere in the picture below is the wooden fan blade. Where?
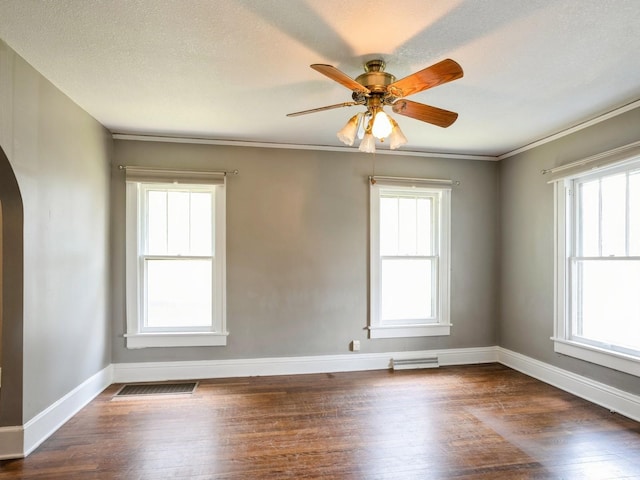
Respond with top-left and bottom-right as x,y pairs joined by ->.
286,102 -> 358,117
388,59 -> 463,98
310,64 -> 370,94
391,100 -> 458,128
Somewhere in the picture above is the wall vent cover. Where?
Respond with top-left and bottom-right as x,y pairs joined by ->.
114,382 -> 198,397
392,356 -> 439,370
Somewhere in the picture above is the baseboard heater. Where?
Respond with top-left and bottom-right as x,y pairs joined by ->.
392,356 -> 439,370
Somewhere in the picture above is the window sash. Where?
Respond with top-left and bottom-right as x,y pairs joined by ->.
138,184 -> 216,331
379,192 -> 438,257
573,168 -> 640,258
569,257 -> 640,356
380,256 -> 438,324
569,167 -> 640,357
378,189 -> 441,325
143,187 -> 215,257
141,256 -> 215,332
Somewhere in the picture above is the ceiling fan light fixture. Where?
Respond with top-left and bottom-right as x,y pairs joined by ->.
289,58 -> 463,153
371,109 -> 393,140
336,113 -> 362,146
358,132 -> 376,153
389,118 -> 408,150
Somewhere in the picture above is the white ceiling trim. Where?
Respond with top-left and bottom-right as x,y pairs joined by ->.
111,134 -> 498,161
113,96 -> 639,163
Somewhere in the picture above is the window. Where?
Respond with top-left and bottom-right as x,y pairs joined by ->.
553,148 -> 640,376
124,167 -> 227,348
369,178 -> 451,338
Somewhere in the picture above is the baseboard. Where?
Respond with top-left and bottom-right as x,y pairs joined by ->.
20,364 -> 113,457
498,348 -> 640,423
113,346 -> 499,383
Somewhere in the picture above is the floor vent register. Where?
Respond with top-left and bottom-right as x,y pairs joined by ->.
114,382 -> 198,397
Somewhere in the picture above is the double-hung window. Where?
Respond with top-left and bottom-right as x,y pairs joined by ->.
553,145 -> 640,376
124,167 -> 227,348
369,177 -> 452,338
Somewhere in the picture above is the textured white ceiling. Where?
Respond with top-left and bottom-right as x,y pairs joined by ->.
1,0 -> 639,157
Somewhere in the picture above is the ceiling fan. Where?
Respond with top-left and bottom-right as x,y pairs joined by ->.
287,58 -> 463,152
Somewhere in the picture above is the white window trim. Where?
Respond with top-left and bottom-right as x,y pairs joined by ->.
124,331 -> 227,349
369,177 -> 452,338
124,169 -> 228,349
551,148 -> 640,377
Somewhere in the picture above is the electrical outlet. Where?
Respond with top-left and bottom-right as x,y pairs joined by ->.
351,340 -> 361,351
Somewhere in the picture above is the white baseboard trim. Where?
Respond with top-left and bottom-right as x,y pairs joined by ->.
113,346 -> 499,383
498,348 -> 640,423
20,364 -> 114,457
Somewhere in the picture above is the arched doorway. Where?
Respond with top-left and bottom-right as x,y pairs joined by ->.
0,200 -> 3,383
0,144 -> 23,427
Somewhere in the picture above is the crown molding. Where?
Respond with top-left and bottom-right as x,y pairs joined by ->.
112,98 -> 640,162
111,133 -> 497,161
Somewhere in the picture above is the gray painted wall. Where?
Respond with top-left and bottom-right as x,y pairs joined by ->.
3,31 -> 638,430
0,40 -> 113,422
499,106 -> 640,395
112,141 -> 499,363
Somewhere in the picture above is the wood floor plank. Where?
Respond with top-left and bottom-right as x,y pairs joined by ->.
1,364 -> 639,479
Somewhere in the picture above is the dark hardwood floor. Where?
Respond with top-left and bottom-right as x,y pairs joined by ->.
1,363 -> 639,479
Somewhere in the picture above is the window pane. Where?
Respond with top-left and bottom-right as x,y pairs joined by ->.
416,197 -> 432,256
380,197 -> 398,256
578,180 -> 600,257
381,258 -> 433,321
190,192 -> 212,255
398,197 -> 417,255
167,191 -> 190,255
147,190 -> 167,255
630,171 -> 640,256
146,259 -> 212,328
576,259 -> 640,352
601,174 -> 626,256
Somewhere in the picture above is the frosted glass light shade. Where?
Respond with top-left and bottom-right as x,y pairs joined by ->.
389,123 -> 408,150
337,113 -> 362,146
359,133 -> 376,153
371,110 -> 393,139
358,113 -> 369,140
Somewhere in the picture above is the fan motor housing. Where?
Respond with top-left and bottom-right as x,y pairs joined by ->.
356,71 -> 396,92
356,60 -> 396,93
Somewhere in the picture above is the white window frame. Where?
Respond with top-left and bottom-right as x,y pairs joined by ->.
552,144 -> 640,377
124,167 -> 228,348
369,177 -> 452,338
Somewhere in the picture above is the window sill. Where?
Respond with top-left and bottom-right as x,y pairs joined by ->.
369,324 -> 451,339
125,332 -> 228,349
552,338 -> 640,377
